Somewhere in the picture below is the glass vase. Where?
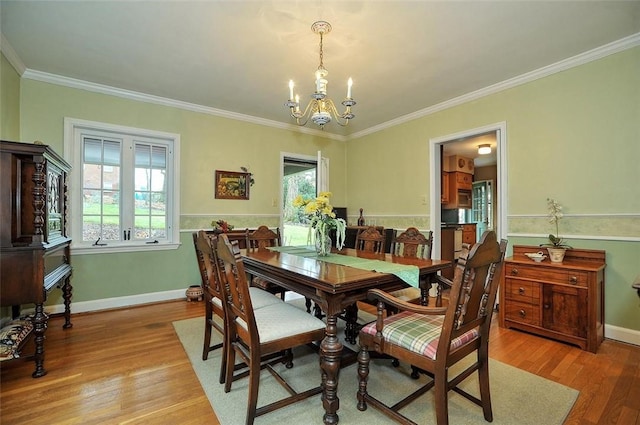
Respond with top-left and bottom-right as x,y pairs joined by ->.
315,229 -> 332,257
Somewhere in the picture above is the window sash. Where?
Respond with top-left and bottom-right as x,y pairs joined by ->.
65,118 -> 180,253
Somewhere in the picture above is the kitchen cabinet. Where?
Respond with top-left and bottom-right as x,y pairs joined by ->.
499,245 -> 605,353
440,227 -> 456,280
461,224 -> 476,245
442,171 -> 473,209
441,172 -> 450,203
443,155 -> 475,174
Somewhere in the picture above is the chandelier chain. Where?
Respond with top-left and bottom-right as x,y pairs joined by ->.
318,32 -> 324,71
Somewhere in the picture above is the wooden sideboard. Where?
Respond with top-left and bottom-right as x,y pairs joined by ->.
0,140 -> 73,377
499,245 -> 605,353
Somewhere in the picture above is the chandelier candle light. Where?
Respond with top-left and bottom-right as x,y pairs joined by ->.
285,21 -> 356,128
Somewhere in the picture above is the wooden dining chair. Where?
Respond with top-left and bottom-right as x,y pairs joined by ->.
215,234 -> 327,425
193,231 -> 281,382
341,226 -> 389,343
356,231 -> 507,425
388,228 -> 434,305
245,226 -> 289,300
355,226 -> 386,253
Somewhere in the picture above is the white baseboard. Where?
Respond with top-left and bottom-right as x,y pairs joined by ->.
605,324 -> 640,347
42,289 -> 186,315
37,291 -> 639,348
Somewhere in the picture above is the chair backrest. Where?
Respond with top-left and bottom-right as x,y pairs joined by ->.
355,226 -> 386,253
438,231 -> 507,359
194,230 -> 224,301
391,227 -> 433,259
193,232 -> 209,288
246,226 -> 281,251
216,234 -> 258,347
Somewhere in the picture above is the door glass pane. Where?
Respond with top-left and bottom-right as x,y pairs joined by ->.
282,158 -> 317,246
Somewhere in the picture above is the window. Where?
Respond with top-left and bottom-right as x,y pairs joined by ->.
64,118 -> 180,253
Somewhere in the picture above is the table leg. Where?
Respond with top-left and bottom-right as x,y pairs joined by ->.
320,314 -> 342,425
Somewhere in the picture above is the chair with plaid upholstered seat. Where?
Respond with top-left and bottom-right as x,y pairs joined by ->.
356,231 -> 507,425
388,228 -> 434,306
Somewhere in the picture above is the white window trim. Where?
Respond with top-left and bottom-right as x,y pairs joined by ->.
64,117 -> 181,254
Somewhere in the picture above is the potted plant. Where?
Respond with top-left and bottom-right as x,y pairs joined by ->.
540,198 -> 572,262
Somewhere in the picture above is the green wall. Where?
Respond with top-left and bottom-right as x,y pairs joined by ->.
8,45 -> 640,333
1,52 -> 21,140
18,79 -> 346,306
346,47 -> 640,331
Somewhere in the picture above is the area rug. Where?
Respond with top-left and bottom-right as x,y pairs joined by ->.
174,312 -> 578,425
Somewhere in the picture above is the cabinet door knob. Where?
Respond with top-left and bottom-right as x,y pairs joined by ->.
519,310 -> 526,318
544,304 -> 550,309
518,287 -> 525,295
569,276 -> 578,284
511,269 -> 518,276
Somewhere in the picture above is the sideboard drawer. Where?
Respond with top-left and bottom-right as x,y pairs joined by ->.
505,264 -> 589,287
504,301 -> 540,326
504,279 -> 540,303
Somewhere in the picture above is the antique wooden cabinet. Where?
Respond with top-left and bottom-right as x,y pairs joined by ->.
499,245 -> 605,353
0,140 -> 73,377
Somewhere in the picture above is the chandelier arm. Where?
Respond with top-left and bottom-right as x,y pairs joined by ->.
324,99 -> 351,127
290,99 -> 318,126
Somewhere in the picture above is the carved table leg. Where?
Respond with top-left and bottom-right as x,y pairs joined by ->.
343,303 -> 358,344
62,277 -> 73,329
32,302 -> 48,378
320,314 -> 342,425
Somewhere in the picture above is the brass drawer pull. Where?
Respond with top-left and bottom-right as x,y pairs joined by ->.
569,276 -> 578,284
511,269 -> 519,276
518,287 -> 525,295
519,310 -> 526,318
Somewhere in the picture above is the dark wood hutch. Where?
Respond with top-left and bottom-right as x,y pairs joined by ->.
0,140 -> 73,377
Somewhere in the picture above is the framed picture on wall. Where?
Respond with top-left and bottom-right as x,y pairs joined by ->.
215,170 -> 251,200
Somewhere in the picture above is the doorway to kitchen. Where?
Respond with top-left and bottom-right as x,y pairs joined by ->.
429,122 -> 507,259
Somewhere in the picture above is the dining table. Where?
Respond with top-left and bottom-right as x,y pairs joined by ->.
241,246 -> 451,425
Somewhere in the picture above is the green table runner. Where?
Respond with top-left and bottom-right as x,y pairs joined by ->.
267,245 -> 419,288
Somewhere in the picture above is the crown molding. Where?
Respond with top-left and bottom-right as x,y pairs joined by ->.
20,68 -> 348,142
349,32 -> 640,140
11,32 -> 640,142
0,34 -> 26,75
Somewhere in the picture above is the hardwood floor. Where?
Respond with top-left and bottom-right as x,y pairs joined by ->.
1,300 -> 638,424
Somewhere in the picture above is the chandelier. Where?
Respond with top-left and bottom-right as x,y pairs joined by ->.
285,21 -> 356,128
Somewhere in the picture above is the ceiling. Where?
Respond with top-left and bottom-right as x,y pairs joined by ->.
2,1 -> 639,141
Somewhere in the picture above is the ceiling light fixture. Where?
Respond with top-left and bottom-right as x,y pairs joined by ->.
285,21 -> 355,129
478,144 -> 492,155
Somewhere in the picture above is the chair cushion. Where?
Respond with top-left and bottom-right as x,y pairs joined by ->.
0,319 -> 33,361
251,276 -> 285,293
389,287 -> 421,302
211,287 -> 281,310
237,302 -> 325,344
248,287 -> 283,309
360,311 -> 478,360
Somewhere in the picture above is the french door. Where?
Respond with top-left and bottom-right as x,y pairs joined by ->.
280,152 -> 328,246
